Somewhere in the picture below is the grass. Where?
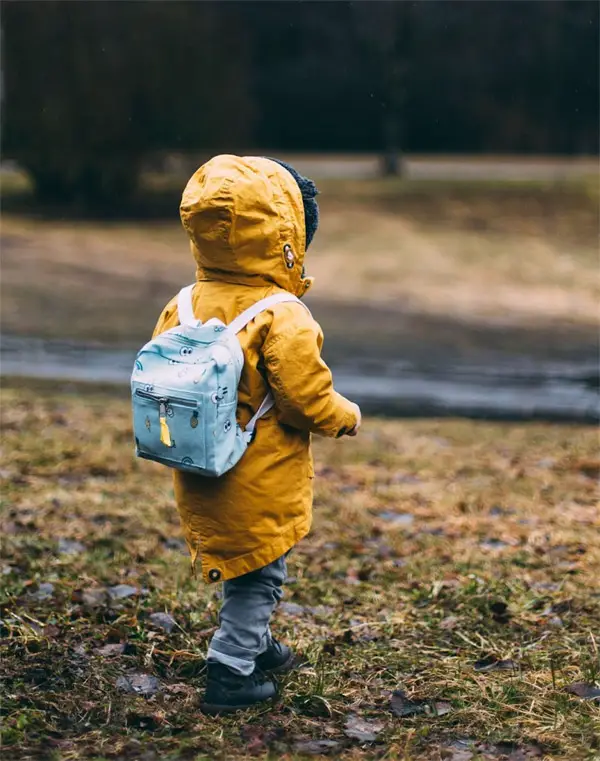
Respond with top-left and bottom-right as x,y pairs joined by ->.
1,380 -> 599,760
1,173 -> 598,345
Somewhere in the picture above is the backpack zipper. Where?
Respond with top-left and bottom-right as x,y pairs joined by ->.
135,389 -> 197,407
135,389 -> 197,448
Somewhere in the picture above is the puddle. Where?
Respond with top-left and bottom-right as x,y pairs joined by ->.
1,334 -> 598,422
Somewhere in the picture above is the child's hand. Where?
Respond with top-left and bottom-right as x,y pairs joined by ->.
347,402 -> 362,436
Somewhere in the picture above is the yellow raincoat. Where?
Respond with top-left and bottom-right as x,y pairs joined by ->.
153,155 -> 359,583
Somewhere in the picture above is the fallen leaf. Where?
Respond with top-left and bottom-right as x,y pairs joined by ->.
489,600 -> 508,616
425,701 -> 452,716
551,599 -> 573,615
79,588 -> 110,607
486,742 -> 543,760
149,612 -> 176,633
165,683 -> 196,698
293,739 -> 342,755
278,602 -> 305,616
162,537 -> 187,553
390,690 -> 424,717
240,725 -> 286,756
109,584 -> 139,600
116,673 -> 160,697
97,643 -> 126,657
505,745 -> 544,760
308,605 -> 335,618
126,712 -> 163,731
565,682 -> 600,700
28,582 -> 54,602
390,690 -> 451,719
344,714 -> 383,743
440,615 -> 459,630
577,460 -> 600,480
473,655 -> 520,672
391,473 -> 422,484
443,750 -> 473,761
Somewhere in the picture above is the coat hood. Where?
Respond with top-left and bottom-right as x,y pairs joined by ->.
180,155 -> 314,297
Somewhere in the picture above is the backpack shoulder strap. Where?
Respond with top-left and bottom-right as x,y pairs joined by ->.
228,292 -> 309,335
230,292 -> 312,443
177,283 -> 201,327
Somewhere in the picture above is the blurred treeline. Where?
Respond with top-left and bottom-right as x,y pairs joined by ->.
2,0 -> 598,206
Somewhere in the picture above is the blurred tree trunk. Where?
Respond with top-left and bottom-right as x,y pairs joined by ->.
353,1 -> 413,177
2,1 -> 254,210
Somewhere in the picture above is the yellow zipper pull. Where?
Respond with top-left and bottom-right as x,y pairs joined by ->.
159,400 -> 172,447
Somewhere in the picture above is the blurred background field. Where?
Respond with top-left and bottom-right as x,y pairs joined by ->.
1,1 -> 598,420
2,168 -> 599,344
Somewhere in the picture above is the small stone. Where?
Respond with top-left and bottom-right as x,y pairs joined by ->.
378,512 -> 414,525
29,582 -> 54,601
149,612 -> 176,633
108,584 -> 138,600
58,538 -> 86,555
565,682 -> 600,700
81,588 -> 109,607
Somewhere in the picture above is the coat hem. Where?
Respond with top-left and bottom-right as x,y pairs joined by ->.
200,513 -> 311,583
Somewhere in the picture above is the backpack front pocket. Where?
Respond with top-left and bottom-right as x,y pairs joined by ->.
133,389 -> 207,472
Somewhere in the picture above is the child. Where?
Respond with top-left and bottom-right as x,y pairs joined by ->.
152,155 -> 361,713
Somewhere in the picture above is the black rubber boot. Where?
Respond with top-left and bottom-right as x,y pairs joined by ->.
256,638 -> 296,675
201,662 -> 278,715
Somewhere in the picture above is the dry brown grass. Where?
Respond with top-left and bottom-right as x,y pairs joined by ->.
1,177 -> 598,345
1,381 -> 599,760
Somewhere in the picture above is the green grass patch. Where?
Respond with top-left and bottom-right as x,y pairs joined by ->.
1,384 -> 598,759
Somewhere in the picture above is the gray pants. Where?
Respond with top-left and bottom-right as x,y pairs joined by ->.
207,555 -> 287,676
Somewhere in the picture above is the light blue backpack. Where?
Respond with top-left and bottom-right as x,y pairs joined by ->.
131,285 -> 305,477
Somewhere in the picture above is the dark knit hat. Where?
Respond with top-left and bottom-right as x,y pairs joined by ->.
268,158 -> 319,249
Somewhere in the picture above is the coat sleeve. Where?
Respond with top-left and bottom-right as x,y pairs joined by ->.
262,303 -> 359,438
152,296 -> 179,339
